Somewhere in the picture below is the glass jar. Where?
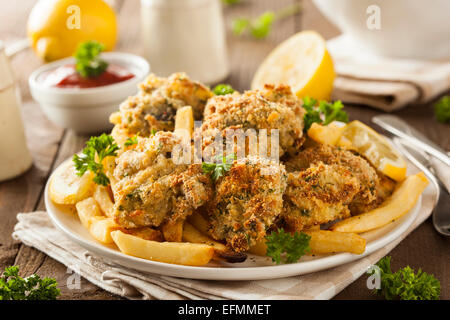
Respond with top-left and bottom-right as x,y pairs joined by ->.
0,40 -> 32,181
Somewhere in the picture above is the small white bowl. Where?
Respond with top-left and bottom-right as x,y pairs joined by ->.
29,52 -> 150,134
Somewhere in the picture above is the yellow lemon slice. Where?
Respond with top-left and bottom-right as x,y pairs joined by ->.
307,122 -> 344,146
251,30 -> 335,101
338,120 -> 407,182
49,160 -> 94,204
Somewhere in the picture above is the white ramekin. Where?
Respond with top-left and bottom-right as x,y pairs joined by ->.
29,52 -> 150,134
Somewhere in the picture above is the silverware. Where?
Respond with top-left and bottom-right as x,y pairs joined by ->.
372,115 -> 450,166
393,138 -> 450,236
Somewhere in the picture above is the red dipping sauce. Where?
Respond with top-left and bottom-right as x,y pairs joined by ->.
42,64 -> 134,89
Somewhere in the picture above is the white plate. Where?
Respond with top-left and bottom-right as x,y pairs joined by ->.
45,160 -> 421,281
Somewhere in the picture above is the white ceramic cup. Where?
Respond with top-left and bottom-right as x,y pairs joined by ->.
313,0 -> 450,59
0,40 -> 33,181
140,0 -> 229,84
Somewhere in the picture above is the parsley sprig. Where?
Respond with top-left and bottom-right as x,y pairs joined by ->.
232,4 -> 301,39
434,95 -> 450,123
75,41 -> 108,78
0,266 -> 60,300
124,134 -> 139,147
302,97 -> 349,131
213,84 -> 235,96
265,229 -> 311,264
222,0 -> 240,4
368,256 -> 441,300
202,154 -> 236,181
73,134 -> 119,186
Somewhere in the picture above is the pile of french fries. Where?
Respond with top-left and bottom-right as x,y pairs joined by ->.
49,106 -> 429,267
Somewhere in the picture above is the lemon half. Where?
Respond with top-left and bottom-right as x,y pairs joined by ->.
251,30 -> 335,101
338,121 -> 407,182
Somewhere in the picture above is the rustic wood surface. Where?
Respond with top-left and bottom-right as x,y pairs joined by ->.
0,0 -> 448,300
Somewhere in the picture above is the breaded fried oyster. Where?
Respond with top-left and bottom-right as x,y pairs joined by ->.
112,131 -> 213,230
282,162 -> 360,231
285,144 -> 394,215
110,73 -> 212,139
206,156 -> 287,252
201,84 -> 305,157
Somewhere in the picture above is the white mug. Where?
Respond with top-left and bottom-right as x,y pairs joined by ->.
140,0 -> 229,84
0,40 -> 32,181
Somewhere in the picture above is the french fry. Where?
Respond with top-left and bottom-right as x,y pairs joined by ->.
89,217 -> 121,244
187,211 -> 210,235
174,106 -> 194,138
50,161 -> 94,204
248,239 -> 268,256
93,185 -> 114,217
331,172 -> 429,233
123,227 -> 164,242
182,222 -> 226,249
182,222 -> 247,263
249,230 -> 366,256
304,225 -> 321,231
161,220 -> 184,242
75,197 -> 103,230
103,156 -> 118,193
304,230 -> 366,255
111,230 -> 214,266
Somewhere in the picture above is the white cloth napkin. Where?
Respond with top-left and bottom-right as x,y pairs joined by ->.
328,35 -> 450,111
12,166 -> 438,300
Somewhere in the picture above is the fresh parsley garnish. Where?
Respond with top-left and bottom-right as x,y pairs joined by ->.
75,40 -> 108,78
302,97 -> 322,131
232,12 -> 274,39
368,256 -> 441,300
73,133 -> 119,186
201,154 -> 236,181
232,4 -> 300,39
265,228 -> 311,264
302,97 -> 349,131
222,0 -> 240,4
213,84 -> 235,96
434,95 -> 450,123
319,100 -> 349,125
124,134 -> 138,147
0,266 -> 60,300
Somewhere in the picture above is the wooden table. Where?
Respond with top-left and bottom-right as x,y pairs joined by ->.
0,0 -> 448,300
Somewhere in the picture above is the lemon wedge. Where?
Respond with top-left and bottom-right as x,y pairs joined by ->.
27,0 -> 117,62
338,120 -> 407,181
251,30 -> 335,101
307,122 -> 344,145
49,160 -> 94,204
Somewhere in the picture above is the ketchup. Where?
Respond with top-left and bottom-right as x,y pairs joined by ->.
43,64 -> 134,89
